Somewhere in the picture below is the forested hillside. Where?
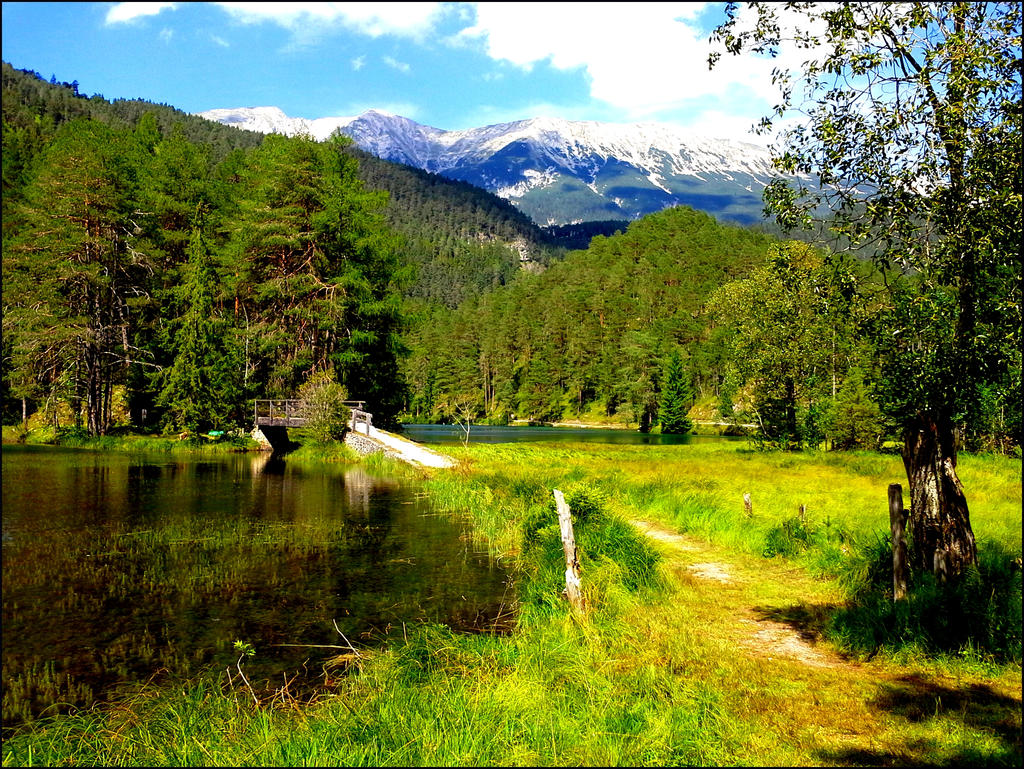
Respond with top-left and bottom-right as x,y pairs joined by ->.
2,64 -> 408,431
0,63 -> 568,433
347,146 -> 562,307
2,63 -> 564,308
402,206 -> 777,429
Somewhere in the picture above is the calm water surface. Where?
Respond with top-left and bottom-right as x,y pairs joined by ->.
402,423 -> 747,445
1,446 -> 510,727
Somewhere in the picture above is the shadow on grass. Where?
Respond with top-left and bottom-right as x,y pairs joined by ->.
750,602 -> 850,650
815,675 -> 1022,767
815,743 -> 1018,768
752,603 -> 1022,767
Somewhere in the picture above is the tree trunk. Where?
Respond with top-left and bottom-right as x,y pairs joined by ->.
784,376 -> 797,444
553,489 -> 583,611
902,413 -> 977,580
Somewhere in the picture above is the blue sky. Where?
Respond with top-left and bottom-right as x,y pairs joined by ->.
1,2 -> 784,138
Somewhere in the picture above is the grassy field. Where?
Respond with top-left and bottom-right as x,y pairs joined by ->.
2,440 -> 1020,766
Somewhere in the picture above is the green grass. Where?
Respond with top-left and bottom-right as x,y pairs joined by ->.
2,424 -> 260,454
2,441 -> 1020,766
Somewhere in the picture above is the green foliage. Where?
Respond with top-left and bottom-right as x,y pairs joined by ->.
828,540 -> 1022,663
558,482 -> 610,527
158,226 -> 241,433
521,482 -> 660,611
711,4 -> 1021,450
296,369 -> 351,443
346,144 -> 560,308
232,640 -> 256,658
706,242 -> 870,449
830,366 -> 883,450
3,117 -> 149,435
1,61 -> 263,161
659,349 -> 693,434
403,206 -> 775,427
523,482 -> 611,552
762,515 -> 815,559
224,133 -> 406,422
711,2 -> 1021,579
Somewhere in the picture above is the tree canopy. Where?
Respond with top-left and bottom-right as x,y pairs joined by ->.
711,1 -> 1022,577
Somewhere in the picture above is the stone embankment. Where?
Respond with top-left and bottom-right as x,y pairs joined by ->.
343,430 -> 403,461
345,426 -> 455,469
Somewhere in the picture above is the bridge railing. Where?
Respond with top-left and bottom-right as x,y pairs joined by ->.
349,407 -> 372,435
254,399 -> 308,427
253,399 -> 373,432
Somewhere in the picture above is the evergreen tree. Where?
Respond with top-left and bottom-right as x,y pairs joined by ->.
659,350 -> 693,434
158,225 -> 239,433
4,118 -> 147,435
831,365 -> 883,451
226,134 -> 405,423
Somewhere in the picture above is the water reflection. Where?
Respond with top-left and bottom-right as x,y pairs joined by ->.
1,446 -> 510,729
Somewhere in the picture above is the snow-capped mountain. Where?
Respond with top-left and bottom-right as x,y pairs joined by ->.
197,107 -> 783,226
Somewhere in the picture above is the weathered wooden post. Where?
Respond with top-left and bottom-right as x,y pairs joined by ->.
888,483 -> 909,601
743,492 -> 752,518
553,489 -> 583,611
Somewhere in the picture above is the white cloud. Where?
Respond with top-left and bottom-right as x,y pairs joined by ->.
105,2 -> 178,25
210,34 -> 230,47
213,2 -> 446,39
382,56 -> 410,73
456,2 -> 784,121
676,109 -> 768,145
159,27 -> 174,42
351,55 -> 366,71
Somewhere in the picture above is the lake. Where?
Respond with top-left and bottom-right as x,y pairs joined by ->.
401,423 -> 747,445
0,445 -> 510,729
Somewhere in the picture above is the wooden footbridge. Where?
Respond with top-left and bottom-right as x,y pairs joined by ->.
254,399 -> 373,434
252,398 -> 454,468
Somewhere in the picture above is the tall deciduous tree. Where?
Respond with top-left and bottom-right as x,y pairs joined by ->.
711,2 -> 1022,577
706,241 -> 859,449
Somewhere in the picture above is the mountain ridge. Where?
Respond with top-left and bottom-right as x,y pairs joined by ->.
198,107 -> 786,226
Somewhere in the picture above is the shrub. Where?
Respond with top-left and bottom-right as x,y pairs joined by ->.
555,482 -> 610,526
762,515 -> 815,558
297,370 -> 351,443
827,540 -> 1023,662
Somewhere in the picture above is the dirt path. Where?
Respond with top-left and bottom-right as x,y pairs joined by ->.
631,518 -> 846,669
627,517 -> 1022,765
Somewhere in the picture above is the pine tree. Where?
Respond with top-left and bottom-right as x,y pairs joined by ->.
226,134 -> 405,422
4,118 -> 146,435
659,349 -> 693,434
158,225 -> 238,433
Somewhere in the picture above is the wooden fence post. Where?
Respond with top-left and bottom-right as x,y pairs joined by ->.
553,489 -> 583,611
743,492 -> 752,518
888,483 -> 909,601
